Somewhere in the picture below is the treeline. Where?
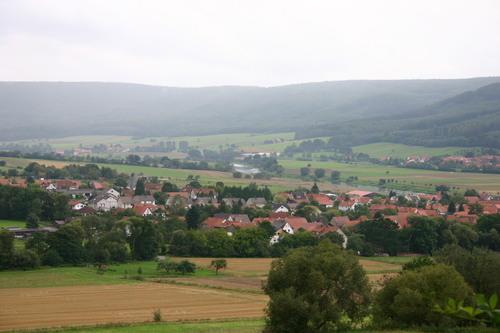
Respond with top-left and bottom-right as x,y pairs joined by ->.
0,215 -> 342,270
346,214 -> 500,256
0,151 -> 232,174
22,162 -> 122,180
220,183 -> 273,201
0,185 -> 69,221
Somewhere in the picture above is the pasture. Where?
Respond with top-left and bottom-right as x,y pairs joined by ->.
0,220 -> 26,229
352,142 -> 477,159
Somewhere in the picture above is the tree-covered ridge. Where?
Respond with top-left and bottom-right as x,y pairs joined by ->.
299,83 -> 500,148
0,78 -> 499,141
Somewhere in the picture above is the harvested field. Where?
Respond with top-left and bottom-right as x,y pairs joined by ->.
0,283 -> 267,332
162,276 -> 266,292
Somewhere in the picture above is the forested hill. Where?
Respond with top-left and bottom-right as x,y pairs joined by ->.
0,77 -> 499,143
299,82 -> 500,148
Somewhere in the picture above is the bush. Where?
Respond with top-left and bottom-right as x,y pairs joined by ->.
403,256 -> 435,271
374,264 -> 472,327
12,250 -> 40,270
153,309 -> 162,322
42,249 -> 64,267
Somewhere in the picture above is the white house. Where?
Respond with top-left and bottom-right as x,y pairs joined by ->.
71,202 -> 86,211
274,205 -> 289,213
91,194 -> 119,211
107,188 -> 120,199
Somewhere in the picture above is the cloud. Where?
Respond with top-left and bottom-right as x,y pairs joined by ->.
0,0 -> 499,86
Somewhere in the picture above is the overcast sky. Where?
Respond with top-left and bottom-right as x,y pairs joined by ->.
1,0 -> 499,87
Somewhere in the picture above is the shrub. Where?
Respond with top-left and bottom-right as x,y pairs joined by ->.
403,256 -> 435,271
153,309 -> 162,322
42,249 -> 64,267
12,249 -> 40,270
374,264 -> 472,327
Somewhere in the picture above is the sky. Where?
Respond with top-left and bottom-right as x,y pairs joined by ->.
0,0 -> 499,87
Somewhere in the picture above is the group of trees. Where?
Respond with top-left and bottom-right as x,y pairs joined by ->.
0,185 -> 69,221
346,214 -> 500,256
264,240 -> 500,332
23,162 -> 121,180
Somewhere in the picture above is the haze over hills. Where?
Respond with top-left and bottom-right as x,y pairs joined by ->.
0,77 -> 499,147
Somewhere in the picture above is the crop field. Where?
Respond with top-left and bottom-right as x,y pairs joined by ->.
0,257 -> 406,332
352,142 -> 477,159
0,283 -> 267,332
279,159 -> 500,193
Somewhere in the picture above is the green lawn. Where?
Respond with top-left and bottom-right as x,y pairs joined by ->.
0,219 -> 26,229
0,261 -> 218,289
352,142 -> 479,159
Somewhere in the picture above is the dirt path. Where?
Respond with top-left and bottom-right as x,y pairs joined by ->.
0,283 -> 267,332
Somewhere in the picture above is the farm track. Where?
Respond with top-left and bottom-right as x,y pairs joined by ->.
0,283 -> 267,332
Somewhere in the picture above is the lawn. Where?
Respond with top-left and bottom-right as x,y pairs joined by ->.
352,142 -> 479,159
0,219 -> 26,229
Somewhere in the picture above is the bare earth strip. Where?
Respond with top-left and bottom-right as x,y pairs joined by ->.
0,283 -> 267,332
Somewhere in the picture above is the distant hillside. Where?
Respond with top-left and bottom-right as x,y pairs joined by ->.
0,78 -> 499,143
300,83 -> 500,148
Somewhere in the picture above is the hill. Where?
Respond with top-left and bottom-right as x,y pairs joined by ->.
0,78 -> 499,142
299,82 -> 500,148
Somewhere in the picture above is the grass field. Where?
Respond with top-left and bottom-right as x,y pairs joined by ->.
279,159 -> 500,193
352,142 -> 478,159
8,133 -> 297,152
0,219 -> 26,229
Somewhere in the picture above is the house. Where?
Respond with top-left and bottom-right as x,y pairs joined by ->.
245,197 -> 267,208
118,196 -> 134,209
346,190 -> 375,198
69,200 -> 85,211
107,188 -> 120,199
213,213 -> 251,224
78,206 -> 96,216
90,194 -> 119,211
45,183 -> 57,191
133,204 -> 155,217
194,197 -> 217,206
308,194 -> 334,208
55,179 -> 81,190
92,181 -> 105,190
338,200 -> 359,212
222,198 -> 246,207
145,182 -> 162,194
330,216 -> 351,228
132,195 -> 155,205
273,204 -> 290,213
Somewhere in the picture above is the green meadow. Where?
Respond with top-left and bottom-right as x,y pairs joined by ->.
352,142 -> 479,159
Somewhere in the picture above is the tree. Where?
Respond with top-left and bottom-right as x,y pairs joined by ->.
330,170 -> 341,184
161,182 -> 179,192
264,241 -> 371,332
375,264 -> 472,327
0,230 -> 14,269
314,168 -> 325,178
310,182 -> 319,194
300,167 -> 310,177
134,178 -> 146,195
356,218 -> 401,255
26,213 -> 40,229
185,206 -> 201,229
176,260 -> 196,275
47,224 -> 86,264
435,245 -> 500,295
210,259 -> 227,275
447,201 -> 456,214
129,218 -> 160,260
406,216 -> 439,254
